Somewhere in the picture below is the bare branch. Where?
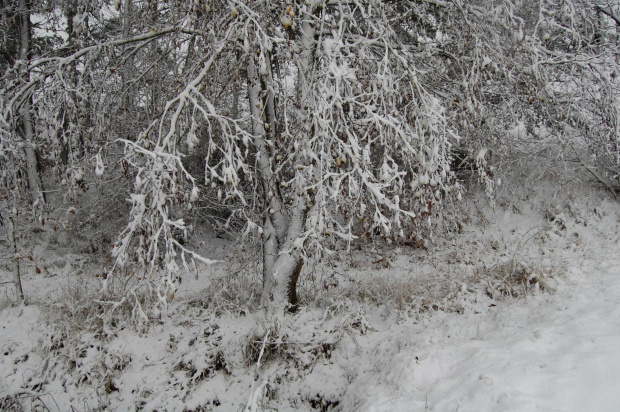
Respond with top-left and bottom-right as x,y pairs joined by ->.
596,5 -> 620,27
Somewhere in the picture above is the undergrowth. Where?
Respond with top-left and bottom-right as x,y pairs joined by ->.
8,210 -> 567,411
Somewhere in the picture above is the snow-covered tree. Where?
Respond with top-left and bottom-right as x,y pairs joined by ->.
111,0 -> 458,311
426,0 -> 620,195
2,0 -> 618,313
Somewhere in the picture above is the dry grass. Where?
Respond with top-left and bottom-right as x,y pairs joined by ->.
476,260 -> 558,300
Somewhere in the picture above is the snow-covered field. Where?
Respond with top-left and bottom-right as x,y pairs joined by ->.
1,183 -> 620,411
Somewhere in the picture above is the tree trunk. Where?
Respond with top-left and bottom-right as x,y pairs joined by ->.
268,193 -> 307,311
246,45 -> 306,311
232,50 -> 241,120
7,213 -> 24,304
259,10 -> 317,312
269,252 -> 303,311
288,260 -> 303,311
123,0 -> 132,38
18,0 -> 44,203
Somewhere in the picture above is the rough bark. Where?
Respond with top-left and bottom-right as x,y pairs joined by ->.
7,213 -> 24,304
287,260 -> 303,312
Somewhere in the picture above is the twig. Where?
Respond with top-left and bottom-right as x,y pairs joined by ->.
509,225 -> 550,276
580,164 -> 618,199
244,330 -> 270,412
13,390 -> 60,412
570,144 -> 618,199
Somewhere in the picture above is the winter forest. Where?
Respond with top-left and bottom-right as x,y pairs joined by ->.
1,0 -> 620,410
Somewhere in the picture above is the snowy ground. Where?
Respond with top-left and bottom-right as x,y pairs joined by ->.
1,182 -> 620,411
341,251 -> 620,411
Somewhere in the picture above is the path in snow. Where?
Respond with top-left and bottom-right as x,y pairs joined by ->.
343,252 -> 620,412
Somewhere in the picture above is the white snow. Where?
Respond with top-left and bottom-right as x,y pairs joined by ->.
1,182 -> 620,411
341,256 -> 620,411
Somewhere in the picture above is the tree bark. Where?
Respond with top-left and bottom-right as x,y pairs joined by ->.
123,0 -> 132,38
7,213 -> 24,304
269,192 -> 307,311
18,0 -> 44,203
288,260 -> 303,311
247,46 -> 306,310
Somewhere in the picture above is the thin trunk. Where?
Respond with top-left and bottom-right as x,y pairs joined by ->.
182,35 -> 196,76
594,8 -> 602,53
21,108 -> 41,199
248,53 -> 287,234
232,85 -> 240,120
261,218 -> 278,307
7,213 -> 24,304
120,0 -> 134,131
297,14 -> 316,106
123,0 -> 132,38
264,50 -> 277,143
232,52 -> 241,120
149,3 -> 160,121
616,7 -> 620,62
247,54 -> 279,306
61,0 -> 82,164
232,51 -> 241,120
18,0 -> 43,203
